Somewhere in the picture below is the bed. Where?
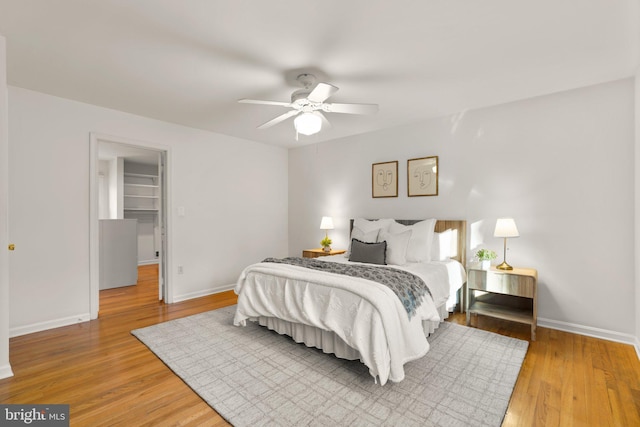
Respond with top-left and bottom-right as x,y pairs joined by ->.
233,218 -> 467,385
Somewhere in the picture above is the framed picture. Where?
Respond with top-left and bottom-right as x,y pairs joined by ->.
408,156 -> 438,197
372,161 -> 398,198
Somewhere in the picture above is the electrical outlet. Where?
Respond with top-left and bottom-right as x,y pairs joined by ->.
177,265 -> 184,274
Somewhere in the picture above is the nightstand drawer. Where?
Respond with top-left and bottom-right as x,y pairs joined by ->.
468,270 -> 535,298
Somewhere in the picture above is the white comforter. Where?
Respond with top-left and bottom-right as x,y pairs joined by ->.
233,257 -> 464,385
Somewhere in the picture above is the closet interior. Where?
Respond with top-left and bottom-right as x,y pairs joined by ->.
98,143 -> 161,291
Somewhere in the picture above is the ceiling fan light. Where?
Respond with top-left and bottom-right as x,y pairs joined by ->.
294,112 -> 322,136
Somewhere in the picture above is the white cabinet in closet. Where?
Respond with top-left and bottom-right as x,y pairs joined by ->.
123,172 -> 159,212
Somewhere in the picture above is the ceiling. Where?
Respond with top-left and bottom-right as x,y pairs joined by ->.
0,1 -> 637,149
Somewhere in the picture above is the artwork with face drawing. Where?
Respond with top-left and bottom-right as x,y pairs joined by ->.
372,161 -> 398,198
408,156 -> 438,197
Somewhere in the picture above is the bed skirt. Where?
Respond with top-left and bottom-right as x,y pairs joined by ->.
254,303 -> 451,362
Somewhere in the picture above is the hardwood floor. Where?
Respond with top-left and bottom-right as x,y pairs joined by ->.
1,265 -> 235,426
1,266 -> 639,426
447,312 -> 640,426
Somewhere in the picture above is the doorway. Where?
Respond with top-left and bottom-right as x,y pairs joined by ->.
89,133 -> 170,319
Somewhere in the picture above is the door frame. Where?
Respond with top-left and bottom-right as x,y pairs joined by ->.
0,34 -> 12,379
89,133 -> 172,319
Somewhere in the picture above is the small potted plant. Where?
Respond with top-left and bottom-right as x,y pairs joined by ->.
321,236 -> 332,252
475,248 -> 497,270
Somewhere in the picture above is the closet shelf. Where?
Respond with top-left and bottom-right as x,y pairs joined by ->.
123,170 -> 160,213
124,183 -> 159,188
124,172 -> 158,179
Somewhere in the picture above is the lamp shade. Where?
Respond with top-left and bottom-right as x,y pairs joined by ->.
294,112 -> 322,136
320,216 -> 334,230
494,218 -> 519,238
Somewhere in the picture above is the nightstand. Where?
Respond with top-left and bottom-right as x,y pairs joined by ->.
466,267 -> 538,340
302,248 -> 346,258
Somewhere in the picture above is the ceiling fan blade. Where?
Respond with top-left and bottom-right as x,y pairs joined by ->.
316,111 -> 331,129
257,110 -> 300,129
238,99 -> 291,107
307,83 -> 338,103
324,102 -> 379,115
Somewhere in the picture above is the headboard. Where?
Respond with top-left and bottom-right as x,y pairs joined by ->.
349,219 -> 467,266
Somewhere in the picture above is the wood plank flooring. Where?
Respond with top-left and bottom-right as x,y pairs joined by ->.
447,312 -> 640,426
1,265 -> 639,426
1,265 -> 234,426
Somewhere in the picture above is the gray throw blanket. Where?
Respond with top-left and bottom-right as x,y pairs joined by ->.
262,257 -> 431,320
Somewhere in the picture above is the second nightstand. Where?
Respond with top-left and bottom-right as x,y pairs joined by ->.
302,248 -> 346,258
466,267 -> 538,340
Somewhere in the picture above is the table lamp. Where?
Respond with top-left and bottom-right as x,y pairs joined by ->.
320,216 -> 334,252
494,218 -> 519,270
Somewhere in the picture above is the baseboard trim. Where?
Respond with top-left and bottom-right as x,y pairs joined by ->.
0,364 -> 13,379
538,317 -> 638,351
6,301 -> 638,360
9,313 -> 91,338
173,284 -> 234,303
9,286 -> 235,336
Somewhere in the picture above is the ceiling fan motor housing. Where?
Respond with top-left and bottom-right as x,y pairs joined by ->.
291,89 -> 314,108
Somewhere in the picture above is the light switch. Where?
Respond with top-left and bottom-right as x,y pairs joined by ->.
178,207 -> 185,217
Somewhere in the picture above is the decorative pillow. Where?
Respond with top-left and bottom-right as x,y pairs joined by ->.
349,239 -> 387,265
431,229 -> 453,261
388,219 -> 437,262
347,227 -> 379,255
348,218 -> 393,255
378,229 -> 412,265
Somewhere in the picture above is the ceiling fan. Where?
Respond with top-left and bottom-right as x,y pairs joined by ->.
238,73 -> 379,138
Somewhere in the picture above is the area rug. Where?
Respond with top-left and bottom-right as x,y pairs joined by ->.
132,306 -> 528,427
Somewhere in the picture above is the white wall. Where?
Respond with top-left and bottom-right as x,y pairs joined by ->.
109,158 -> 124,219
0,35 -> 13,378
98,160 -> 110,219
290,78 -> 635,341
635,9 -> 640,356
8,86 -> 288,335
635,71 -> 640,355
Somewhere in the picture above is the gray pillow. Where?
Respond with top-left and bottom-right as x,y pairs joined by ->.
349,239 -> 387,265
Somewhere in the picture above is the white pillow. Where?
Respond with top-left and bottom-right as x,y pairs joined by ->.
431,229 -> 453,261
378,229 -> 412,265
351,227 -> 379,243
388,219 -> 437,262
353,218 -> 394,234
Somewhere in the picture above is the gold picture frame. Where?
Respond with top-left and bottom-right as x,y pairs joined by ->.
372,161 -> 398,198
408,156 -> 438,197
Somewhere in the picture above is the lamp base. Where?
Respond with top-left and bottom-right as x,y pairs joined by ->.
496,261 -> 513,270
